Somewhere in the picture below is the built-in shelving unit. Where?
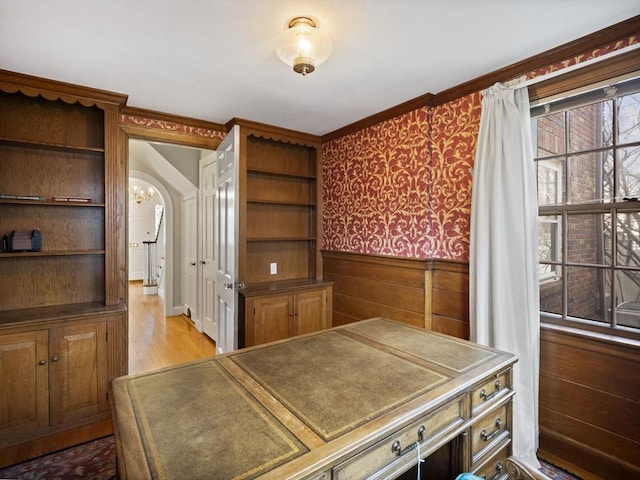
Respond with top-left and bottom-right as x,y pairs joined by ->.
0,90 -> 107,314
0,69 -> 128,467
229,120 -> 332,348
243,132 -> 319,284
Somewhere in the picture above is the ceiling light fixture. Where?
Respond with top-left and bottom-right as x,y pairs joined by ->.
275,16 -> 332,76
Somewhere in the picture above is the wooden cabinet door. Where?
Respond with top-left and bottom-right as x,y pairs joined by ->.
293,289 -> 328,337
246,294 -> 292,347
49,321 -> 108,425
0,330 -> 49,441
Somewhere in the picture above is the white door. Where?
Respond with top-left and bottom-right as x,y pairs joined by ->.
200,152 -> 218,340
129,199 -> 155,280
215,125 -> 239,354
182,192 -> 198,322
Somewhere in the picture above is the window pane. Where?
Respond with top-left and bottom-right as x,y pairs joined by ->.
618,91 -> 640,145
568,151 -> 612,202
618,146 -> 640,198
617,212 -> 640,267
567,266 -> 609,322
539,215 -> 562,261
537,159 -> 565,205
567,213 -> 610,265
534,78 -> 640,334
535,112 -> 565,157
540,276 -> 562,315
568,101 -> 612,152
615,270 -> 640,329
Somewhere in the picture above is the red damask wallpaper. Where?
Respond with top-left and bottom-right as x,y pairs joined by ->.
322,108 -> 431,257
427,93 -> 481,260
322,98 -> 481,261
322,36 -> 638,262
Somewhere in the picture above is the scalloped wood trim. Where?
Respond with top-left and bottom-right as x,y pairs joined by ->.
0,69 -> 128,108
226,118 -> 322,148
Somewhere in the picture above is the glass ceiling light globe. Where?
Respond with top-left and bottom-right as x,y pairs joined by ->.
276,16 -> 332,76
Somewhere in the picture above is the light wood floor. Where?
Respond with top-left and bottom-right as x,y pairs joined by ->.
128,281 -> 216,374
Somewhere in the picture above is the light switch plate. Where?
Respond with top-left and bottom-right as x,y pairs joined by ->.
270,262 -> 277,275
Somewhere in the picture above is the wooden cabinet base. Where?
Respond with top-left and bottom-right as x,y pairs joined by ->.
0,308 -> 126,468
0,419 -> 113,469
241,279 -> 333,348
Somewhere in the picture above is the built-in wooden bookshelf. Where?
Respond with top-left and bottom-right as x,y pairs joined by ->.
228,119 -> 332,347
0,70 -> 128,467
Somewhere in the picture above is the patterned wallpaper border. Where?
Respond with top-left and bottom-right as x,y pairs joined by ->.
526,35 -> 638,80
120,114 -> 227,140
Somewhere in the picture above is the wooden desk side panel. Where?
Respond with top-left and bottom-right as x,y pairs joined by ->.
110,379 -> 152,480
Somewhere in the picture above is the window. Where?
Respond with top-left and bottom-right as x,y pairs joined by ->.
532,76 -> 640,334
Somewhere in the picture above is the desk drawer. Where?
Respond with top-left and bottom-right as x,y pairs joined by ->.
472,442 -> 509,480
471,370 -> 510,413
471,403 -> 510,461
333,396 -> 464,480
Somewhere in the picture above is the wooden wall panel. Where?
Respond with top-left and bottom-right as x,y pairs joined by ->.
430,262 -> 469,339
431,315 -> 469,339
321,251 -> 470,336
322,251 -> 428,328
538,326 -> 640,479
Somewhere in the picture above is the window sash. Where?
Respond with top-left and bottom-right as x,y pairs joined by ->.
534,73 -> 640,337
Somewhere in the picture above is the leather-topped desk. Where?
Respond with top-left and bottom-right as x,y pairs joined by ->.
111,318 -> 517,479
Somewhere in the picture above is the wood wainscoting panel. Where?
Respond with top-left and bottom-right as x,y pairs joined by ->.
538,325 -> 640,479
430,261 -> 469,339
321,251 -> 470,337
321,251 -> 428,328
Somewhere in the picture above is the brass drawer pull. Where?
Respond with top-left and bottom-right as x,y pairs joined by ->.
483,461 -> 503,480
479,380 -> 501,401
480,418 -> 502,442
391,425 -> 426,456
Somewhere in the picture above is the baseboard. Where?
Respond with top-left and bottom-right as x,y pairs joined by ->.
0,419 -> 113,469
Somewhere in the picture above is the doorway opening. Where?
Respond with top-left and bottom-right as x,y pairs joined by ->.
125,134 -> 219,373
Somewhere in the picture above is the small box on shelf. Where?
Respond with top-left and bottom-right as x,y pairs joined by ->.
2,229 -> 42,252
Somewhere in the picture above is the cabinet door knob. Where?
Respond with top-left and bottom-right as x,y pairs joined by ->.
190,262 -> 196,266
51,356 -> 59,363
38,360 -> 46,366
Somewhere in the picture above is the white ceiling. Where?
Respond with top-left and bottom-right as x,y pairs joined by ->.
1,0 -> 638,136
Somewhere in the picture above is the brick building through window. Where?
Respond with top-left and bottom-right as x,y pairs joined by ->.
533,76 -> 640,332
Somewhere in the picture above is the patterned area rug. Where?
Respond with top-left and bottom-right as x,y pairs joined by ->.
0,436 -> 116,480
0,435 -> 579,480
541,459 -> 583,480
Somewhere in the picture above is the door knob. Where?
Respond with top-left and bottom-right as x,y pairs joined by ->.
224,283 -> 233,289
191,262 -> 196,266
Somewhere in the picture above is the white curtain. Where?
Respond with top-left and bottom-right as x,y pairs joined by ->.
470,79 -> 540,468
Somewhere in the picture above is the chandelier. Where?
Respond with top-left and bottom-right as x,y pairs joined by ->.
275,16 -> 332,76
130,185 -> 155,204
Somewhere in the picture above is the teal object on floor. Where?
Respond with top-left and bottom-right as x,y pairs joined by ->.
455,474 -> 483,480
